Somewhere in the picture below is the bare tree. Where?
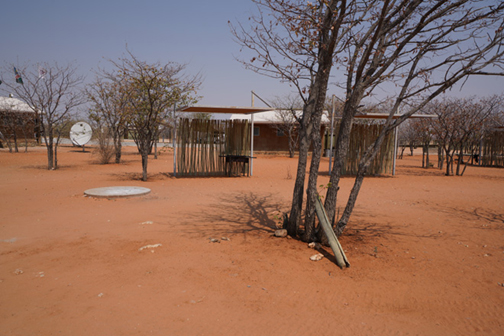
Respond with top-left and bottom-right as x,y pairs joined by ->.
232,0 -> 349,240
105,50 -> 200,181
415,118 -> 434,168
268,94 -> 303,158
397,120 -> 416,159
428,95 -> 502,176
324,1 -> 504,237
463,95 -> 504,172
87,77 -> 131,163
397,117 -> 433,167
1,63 -> 85,169
233,0 -> 504,243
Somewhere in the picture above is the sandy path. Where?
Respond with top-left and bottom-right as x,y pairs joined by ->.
1,145 -> 503,335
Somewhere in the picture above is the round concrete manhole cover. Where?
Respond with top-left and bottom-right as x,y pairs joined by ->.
84,186 -> 151,198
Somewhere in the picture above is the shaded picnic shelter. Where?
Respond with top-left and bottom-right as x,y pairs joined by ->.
481,125 -> 504,167
174,106 -> 438,178
352,112 -> 438,175
175,105 -> 273,177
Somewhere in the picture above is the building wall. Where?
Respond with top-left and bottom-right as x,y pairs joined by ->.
253,123 -> 328,153
253,124 -> 291,152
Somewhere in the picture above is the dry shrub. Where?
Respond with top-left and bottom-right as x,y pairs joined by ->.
93,129 -> 115,164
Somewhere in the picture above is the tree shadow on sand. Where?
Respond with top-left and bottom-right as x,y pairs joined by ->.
341,208 -> 443,246
180,192 -> 287,238
108,172 -> 172,181
88,158 -> 136,166
20,164 -> 76,170
395,165 -> 445,177
442,206 -> 504,230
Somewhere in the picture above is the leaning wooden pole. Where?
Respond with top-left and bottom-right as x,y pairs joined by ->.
314,193 -> 350,269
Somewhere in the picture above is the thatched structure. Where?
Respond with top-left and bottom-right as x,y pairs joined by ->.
176,118 -> 250,177
481,128 -> 504,167
326,120 -> 395,175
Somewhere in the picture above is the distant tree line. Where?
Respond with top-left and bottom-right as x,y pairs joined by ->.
0,50 -> 201,180
398,95 -> 504,176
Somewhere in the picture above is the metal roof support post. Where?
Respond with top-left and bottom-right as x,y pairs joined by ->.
393,123 -> 399,176
250,92 -> 254,176
173,104 -> 177,177
328,95 -> 335,175
251,114 -> 255,176
391,105 -> 400,176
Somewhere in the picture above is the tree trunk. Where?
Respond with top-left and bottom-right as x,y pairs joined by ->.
288,124 -> 310,237
1,132 -> 13,153
46,136 -> 54,170
54,143 -> 58,170
335,167 -> 366,236
287,1 -> 343,238
141,153 -> 148,181
114,133 -> 122,163
5,138 -> 13,153
445,153 -> 452,176
425,144 -> 430,167
154,137 -> 158,159
288,129 -> 295,158
399,146 -> 405,159
460,158 -> 470,176
23,132 -> 29,153
324,103 -> 355,227
456,149 -> 463,176
54,131 -> 63,170
303,120 -> 323,243
13,133 -> 19,153
438,145 -> 444,169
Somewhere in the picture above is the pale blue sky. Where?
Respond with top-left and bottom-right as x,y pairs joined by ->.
1,0 -> 503,108
1,0 -> 289,107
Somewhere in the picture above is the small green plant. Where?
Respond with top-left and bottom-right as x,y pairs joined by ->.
317,182 -> 333,198
273,212 -> 287,229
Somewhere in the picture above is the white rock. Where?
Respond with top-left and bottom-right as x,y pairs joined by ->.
274,229 -> 288,237
310,253 -> 324,261
138,244 -> 162,251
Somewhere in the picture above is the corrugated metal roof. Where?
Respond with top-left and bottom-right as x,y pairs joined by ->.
179,106 -> 333,124
354,113 -> 437,119
178,105 -> 273,115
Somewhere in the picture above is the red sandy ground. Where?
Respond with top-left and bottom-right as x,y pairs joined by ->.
1,144 -> 503,336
